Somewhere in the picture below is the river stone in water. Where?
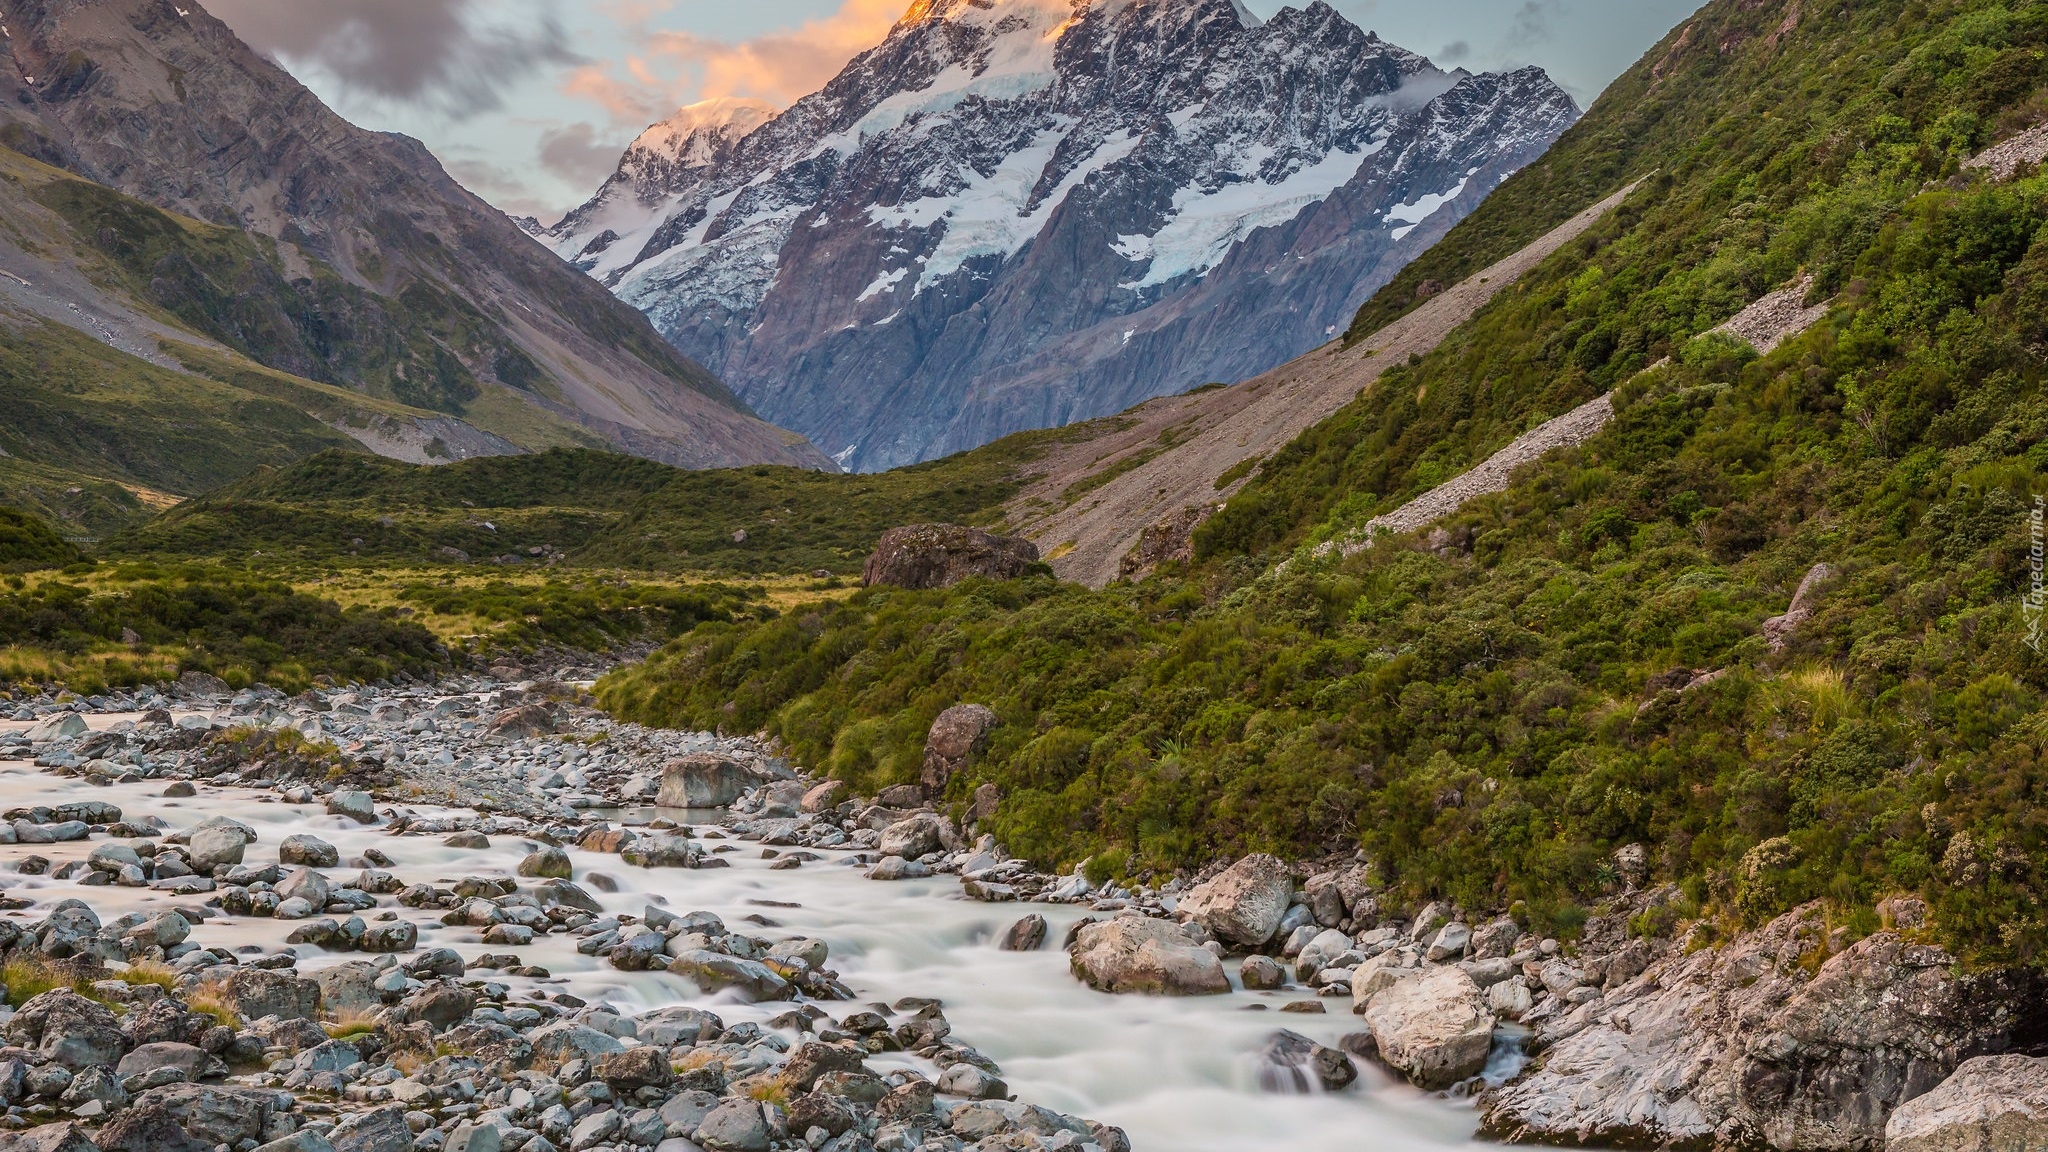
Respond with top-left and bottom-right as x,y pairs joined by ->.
999,914 -> 1048,952
186,816 -> 256,872
517,846 -> 572,878
326,791 -> 376,824
1178,854 -> 1293,947
1362,965 -> 1494,1089
278,835 -> 339,868
1885,1055 -> 2048,1152
1069,916 -> 1229,995
877,812 -> 950,859
657,753 -> 759,808
668,950 -> 790,1002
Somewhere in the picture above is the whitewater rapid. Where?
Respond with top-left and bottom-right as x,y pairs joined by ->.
0,715 -> 1488,1152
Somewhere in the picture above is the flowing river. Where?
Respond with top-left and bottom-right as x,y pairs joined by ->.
0,711 -> 1492,1152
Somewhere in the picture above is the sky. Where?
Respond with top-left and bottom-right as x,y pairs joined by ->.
204,0 -> 1703,224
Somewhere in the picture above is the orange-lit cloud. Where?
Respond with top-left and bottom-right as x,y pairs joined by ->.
568,0 -> 905,126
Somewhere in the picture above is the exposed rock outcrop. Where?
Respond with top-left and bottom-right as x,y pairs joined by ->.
1479,904 -> 2042,1150
1885,1055 -> 2048,1152
862,525 -> 1039,590
921,704 -> 998,795
1762,562 -> 1836,652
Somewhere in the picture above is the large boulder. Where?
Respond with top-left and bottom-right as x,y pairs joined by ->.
311,961 -> 385,1017
1479,906 -> 2038,1150
327,1106 -> 414,1152
5,1123 -> 105,1152
186,816 -> 256,873
221,968 -> 322,1023
278,835 -> 339,868
6,990 -> 128,1069
862,524 -> 1039,590
33,900 -> 101,958
95,1107 -> 213,1152
657,754 -> 761,808
1176,854 -> 1292,947
1885,1055 -> 2048,1152
118,1084 -> 294,1148
921,704 -> 997,795
1363,965 -> 1494,1090
668,951 -> 791,1002
1069,916 -> 1229,995
877,812 -> 953,860
487,704 -> 554,737
116,1042 -> 226,1083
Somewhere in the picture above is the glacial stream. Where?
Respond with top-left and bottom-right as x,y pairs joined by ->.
0,712 -> 1490,1152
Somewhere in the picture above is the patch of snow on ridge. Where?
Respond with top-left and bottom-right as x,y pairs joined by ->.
1384,174 -> 1473,241
1126,144 -> 1381,289
630,97 -> 777,168
813,4 -> 1073,158
887,129 -> 1141,292
859,267 -> 908,301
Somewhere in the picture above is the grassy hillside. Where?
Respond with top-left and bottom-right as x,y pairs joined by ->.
114,426 -> 1078,575
600,0 -> 2048,969
0,318 -> 365,495
0,506 -> 81,571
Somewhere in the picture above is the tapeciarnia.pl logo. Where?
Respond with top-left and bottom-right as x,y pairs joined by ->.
2028,495 -> 2044,653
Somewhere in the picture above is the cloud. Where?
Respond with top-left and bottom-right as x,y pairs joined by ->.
207,0 -> 583,118
1506,0 -> 1562,49
537,122 -> 630,188
565,0 -> 904,128
1437,39 -> 1471,63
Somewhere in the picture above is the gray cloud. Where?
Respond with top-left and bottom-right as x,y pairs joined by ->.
1507,0 -> 1562,49
206,0 -> 582,118
1438,39 -> 1471,63
538,123 -> 628,189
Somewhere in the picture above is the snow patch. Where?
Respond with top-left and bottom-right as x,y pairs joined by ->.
859,267 -> 908,301
1383,175 -> 1473,241
886,129 -> 1140,292
1123,145 -> 1376,289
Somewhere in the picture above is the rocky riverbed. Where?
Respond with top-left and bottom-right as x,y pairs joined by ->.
0,673 -> 2041,1152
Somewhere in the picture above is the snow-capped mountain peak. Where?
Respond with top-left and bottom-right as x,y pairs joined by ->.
546,0 -> 1578,471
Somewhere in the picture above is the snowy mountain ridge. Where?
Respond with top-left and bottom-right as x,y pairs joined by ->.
547,0 -> 1579,471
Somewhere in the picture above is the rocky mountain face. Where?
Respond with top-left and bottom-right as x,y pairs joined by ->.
549,0 -> 1578,470
0,0 -> 831,470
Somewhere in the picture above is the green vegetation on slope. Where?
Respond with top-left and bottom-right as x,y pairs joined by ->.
34,170 -> 542,414
600,0 -> 2048,968
115,428 -> 1071,574
0,506 -> 81,571
0,318 -> 360,496
0,563 -> 450,693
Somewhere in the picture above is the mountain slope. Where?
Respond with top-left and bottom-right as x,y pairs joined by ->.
0,140 -> 551,534
550,0 -> 1577,470
599,0 -> 2048,1025
0,0 -> 831,470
